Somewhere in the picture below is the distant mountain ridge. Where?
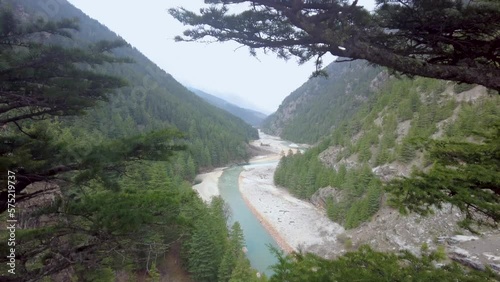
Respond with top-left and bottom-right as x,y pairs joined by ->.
190,88 -> 267,126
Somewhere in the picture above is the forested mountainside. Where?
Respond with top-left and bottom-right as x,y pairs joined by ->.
11,0 -> 258,168
262,60 -> 382,143
190,88 -> 267,126
0,1 -> 262,281
271,60 -> 499,230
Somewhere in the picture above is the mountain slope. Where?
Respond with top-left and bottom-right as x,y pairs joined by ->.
0,1 -> 261,281
262,60 -> 382,143
190,88 -> 267,126
270,58 -> 499,269
9,0 -> 258,168
270,58 -> 499,224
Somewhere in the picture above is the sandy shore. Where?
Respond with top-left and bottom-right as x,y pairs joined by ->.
239,162 -> 345,257
192,167 -> 225,203
250,131 -> 306,155
193,131 -> 342,257
239,176 -> 295,254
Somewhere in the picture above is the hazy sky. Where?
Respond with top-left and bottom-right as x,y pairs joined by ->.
66,0 -> 376,114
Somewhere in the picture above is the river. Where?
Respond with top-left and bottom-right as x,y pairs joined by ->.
218,165 -> 280,277
193,132 -> 311,276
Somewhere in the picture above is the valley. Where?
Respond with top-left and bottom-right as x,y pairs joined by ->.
1,0 -> 499,281
193,131 -> 345,275
195,131 -> 500,276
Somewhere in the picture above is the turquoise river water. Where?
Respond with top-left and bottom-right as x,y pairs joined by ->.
217,165 -> 280,277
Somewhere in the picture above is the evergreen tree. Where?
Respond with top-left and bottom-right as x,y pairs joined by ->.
229,253 -> 258,282
366,180 -> 382,215
388,123 -> 500,228
171,1 -> 500,91
268,245 -> 499,281
0,9 -> 188,212
186,197 -> 229,281
188,219 -> 223,281
219,222 -> 245,282
0,2 -> 260,281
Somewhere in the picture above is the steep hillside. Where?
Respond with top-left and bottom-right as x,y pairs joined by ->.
272,60 -> 499,270
9,0 -> 258,168
190,88 -> 267,126
275,74 -> 499,222
262,60 -> 382,143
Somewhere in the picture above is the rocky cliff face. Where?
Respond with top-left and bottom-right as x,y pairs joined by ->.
309,186 -> 499,272
312,84 -> 499,271
318,85 -> 491,178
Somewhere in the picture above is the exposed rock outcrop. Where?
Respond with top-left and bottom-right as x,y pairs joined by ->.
369,70 -> 390,92
318,146 -> 359,171
17,181 -> 61,229
310,187 -> 345,210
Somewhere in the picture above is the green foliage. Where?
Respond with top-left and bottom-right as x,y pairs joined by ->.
0,9 -> 130,125
7,161 -> 202,280
219,222 -> 245,282
171,0 -> 500,91
398,137 -> 417,163
183,199 -> 259,282
77,266 -> 115,282
148,262 -> 161,282
445,97 -> 500,139
229,253 -> 260,282
273,72 -> 498,230
6,0 -> 257,173
0,2 -> 259,281
388,122 -> 500,228
185,197 -> 228,281
269,245 -> 499,281
275,148 -> 382,228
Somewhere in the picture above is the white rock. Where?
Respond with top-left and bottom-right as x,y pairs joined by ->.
449,235 -> 479,244
484,253 -> 500,261
450,247 -> 470,257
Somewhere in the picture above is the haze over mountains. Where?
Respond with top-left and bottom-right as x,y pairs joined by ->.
190,88 -> 268,126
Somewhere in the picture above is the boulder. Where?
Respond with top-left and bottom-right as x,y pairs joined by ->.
310,186 -> 345,210
372,165 -> 398,182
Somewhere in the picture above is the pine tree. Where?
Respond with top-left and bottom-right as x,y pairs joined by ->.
187,219 -> 222,282
229,253 -> 258,282
170,1 -> 500,91
186,197 -> 229,281
268,245 -> 499,281
398,138 -> 416,163
219,222 -> 245,282
388,123 -> 500,228
366,180 -> 382,216
186,155 -> 197,180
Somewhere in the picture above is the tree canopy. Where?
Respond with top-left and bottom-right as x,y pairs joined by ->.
170,0 -> 500,91
0,9 -> 189,213
388,121 -> 500,229
269,245 -> 499,281
0,3 -> 262,279
0,9 -> 192,280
